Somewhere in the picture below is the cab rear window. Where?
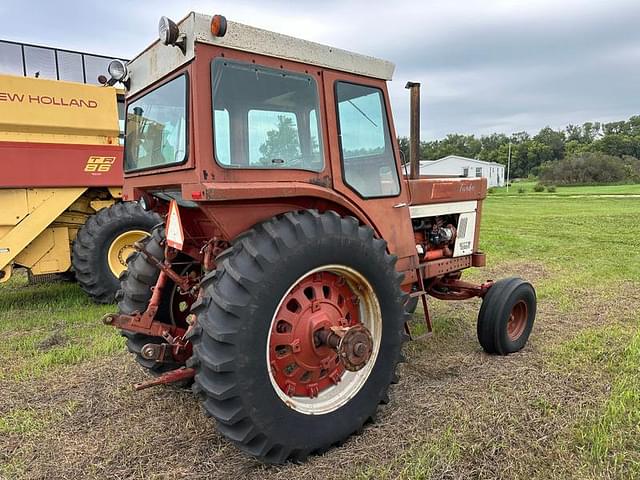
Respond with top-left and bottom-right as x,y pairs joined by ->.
212,59 -> 323,171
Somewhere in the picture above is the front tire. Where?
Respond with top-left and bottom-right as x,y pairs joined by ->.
477,277 -> 536,355
189,210 -> 408,463
72,201 -> 159,303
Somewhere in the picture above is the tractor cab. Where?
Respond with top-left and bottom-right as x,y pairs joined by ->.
115,12 -> 487,276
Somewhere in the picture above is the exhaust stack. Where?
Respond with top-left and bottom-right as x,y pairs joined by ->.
405,82 -> 421,179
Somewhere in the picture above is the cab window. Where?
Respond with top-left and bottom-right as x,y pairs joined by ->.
124,75 -> 188,172
335,82 -> 400,198
212,59 -> 323,171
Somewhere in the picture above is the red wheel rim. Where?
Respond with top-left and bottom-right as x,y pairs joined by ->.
268,271 -> 361,399
507,300 -> 528,341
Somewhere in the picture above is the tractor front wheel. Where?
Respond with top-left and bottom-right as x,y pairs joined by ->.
189,210 -> 408,463
477,277 -> 536,354
72,201 -> 159,303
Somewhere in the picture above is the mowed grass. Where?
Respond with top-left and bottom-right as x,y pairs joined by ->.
0,274 -> 122,380
555,324 -> 640,474
0,401 -> 79,435
0,186 -> 639,479
490,193 -> 638,476
490,181 -> 640,196
357,191 -> 640,479
481,195 -> 639,308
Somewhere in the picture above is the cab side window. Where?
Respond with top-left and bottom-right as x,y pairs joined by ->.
335,82 -> 400,198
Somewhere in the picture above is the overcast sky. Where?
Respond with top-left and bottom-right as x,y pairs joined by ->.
2,0 -> 639,139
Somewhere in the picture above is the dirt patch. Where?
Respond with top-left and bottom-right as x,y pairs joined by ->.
1,265 -> 637,480
475,260 -> 553,285
36,330 -> 67,351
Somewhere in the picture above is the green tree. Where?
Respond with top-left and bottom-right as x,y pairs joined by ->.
539,152 -> 637,185
526,140 -> 555,174
420,134 -> 482,160
258,115 -> 301,165
534,126 -> 566,160
478,133 -> 509,164
397,136 -> 410,164
400,115 -> 640,179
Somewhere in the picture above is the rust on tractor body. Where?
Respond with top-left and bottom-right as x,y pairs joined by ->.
104,13 -> 537,463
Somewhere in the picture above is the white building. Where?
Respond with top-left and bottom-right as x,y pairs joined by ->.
419,155 -> 506,187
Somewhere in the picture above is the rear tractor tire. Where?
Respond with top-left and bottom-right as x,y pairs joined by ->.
72,201 -> 159,303
189,210 -> 409,463
477,277 -> 536,355
117,226 -> 199,375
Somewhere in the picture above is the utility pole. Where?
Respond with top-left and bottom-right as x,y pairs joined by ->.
506,141 -> 512,192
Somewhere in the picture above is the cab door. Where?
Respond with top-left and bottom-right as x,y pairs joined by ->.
322,71 -> 416,271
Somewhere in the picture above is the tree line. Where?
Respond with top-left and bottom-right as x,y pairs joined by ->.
398,115 -> 640,183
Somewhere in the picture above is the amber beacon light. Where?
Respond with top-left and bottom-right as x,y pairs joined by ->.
210,14 -> 228,37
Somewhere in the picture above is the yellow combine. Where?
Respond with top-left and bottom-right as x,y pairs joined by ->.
0,73 -> 158,302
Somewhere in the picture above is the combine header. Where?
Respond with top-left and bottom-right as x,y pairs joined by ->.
103,12 -> 537,463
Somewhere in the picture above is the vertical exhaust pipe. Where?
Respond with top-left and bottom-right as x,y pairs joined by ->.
405,82 -> 421,179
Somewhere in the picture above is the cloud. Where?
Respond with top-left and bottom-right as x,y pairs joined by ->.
2,0 -> 639,138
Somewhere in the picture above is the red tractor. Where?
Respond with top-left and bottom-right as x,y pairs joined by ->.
103,12 -> 537,463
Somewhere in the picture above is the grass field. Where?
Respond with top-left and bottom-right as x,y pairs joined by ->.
1,187 -> 639,479
490,181 -> 640,196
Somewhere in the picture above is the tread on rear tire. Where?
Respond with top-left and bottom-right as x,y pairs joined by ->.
188,210 -> 409,463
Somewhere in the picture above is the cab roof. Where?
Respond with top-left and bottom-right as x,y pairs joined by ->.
127,12 -> 395,95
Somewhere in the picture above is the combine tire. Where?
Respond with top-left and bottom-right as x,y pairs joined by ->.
72,201 -> 159,303
117,226 -> 198,374
189,210 -> 408,463
477,277 -> 536,355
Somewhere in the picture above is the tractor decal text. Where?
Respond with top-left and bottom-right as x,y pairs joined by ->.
84,156 -> 116,173
0,92 -> 98,108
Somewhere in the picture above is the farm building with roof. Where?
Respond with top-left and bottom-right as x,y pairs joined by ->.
419,155 -> 506,187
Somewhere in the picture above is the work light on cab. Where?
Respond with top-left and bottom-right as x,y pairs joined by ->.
105,59 -> 130,88
158,16 -> 186,52
108,60 -> 128,81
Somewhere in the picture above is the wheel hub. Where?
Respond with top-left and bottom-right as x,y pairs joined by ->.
107,230 -> 149,278
268,271 -> 366,398
507,300 -> 528,341
315,325 -> 374,372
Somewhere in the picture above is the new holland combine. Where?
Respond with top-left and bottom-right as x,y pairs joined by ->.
103,13 -> 537,463
0,47 -> 158,302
